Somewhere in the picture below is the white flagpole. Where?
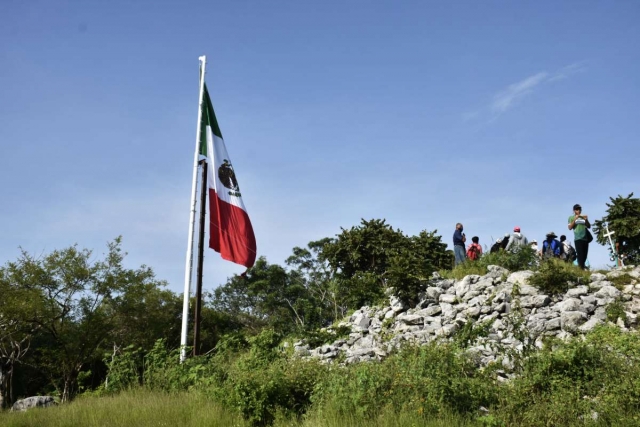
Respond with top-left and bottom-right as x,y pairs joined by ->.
180,55 -> 207,362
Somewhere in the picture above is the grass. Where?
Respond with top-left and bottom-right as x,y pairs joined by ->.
608,273 -> 636,290
0,389 -> 480,427
0,389 -> 247,427
439,261 -> 488,280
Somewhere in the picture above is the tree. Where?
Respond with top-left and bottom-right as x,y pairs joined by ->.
212,257 -> 317,334
286,238 -> 347,323
0,278 -> 41,408
322,219 -> 452,308
322,219 -> 406,308
593,193 -> 640,264
0,237 -> 169,402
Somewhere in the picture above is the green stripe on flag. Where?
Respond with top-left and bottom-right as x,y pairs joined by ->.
199,84 -> 223,155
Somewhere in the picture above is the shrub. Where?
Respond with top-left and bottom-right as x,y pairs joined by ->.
455,319 -> 492,349
213,351 -> 326,426
440,246 -> 538,280
101,345 -> 143,394
528,259 -> 587,295
311,343 -> 498,420
495,326 -> 640,426
606,300 -> 628,324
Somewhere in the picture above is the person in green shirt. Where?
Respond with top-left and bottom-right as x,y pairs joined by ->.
568,203 -> 591,269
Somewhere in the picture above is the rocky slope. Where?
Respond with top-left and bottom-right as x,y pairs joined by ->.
294,265 -> 640,374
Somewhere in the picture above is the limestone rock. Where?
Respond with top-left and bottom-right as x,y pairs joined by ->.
561,311 -> 588,332
507,271 -> 534,286
12,396 -> 57,412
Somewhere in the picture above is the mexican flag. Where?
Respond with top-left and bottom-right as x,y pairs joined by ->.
199,84 -> 256,268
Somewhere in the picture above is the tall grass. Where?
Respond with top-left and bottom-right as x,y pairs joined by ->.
5,327 -> 640,426
0,389 -> 247,427
0,389 -> 479,427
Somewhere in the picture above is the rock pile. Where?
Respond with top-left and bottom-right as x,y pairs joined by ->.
294,265 -> 640,370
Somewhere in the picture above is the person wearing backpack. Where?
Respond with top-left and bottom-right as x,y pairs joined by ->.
490,238 -> 503,253
467,236 -> 483,261
505,226 -> 529,253
542,232 -> 562,258
560,235 -> 577,263
500,233 -> 510,250
568,203 -> 592,270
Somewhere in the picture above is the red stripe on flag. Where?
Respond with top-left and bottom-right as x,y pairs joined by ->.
208,189 -> 257,268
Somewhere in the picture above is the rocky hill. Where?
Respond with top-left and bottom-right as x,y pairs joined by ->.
294,265 -> 640,377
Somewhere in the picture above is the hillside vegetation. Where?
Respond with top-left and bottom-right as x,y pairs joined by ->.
3,200 -> 640,426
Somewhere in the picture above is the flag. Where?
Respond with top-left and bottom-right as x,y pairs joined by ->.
199,84 -> 257,268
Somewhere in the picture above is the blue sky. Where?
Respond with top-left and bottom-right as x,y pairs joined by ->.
1,0 -> 638,294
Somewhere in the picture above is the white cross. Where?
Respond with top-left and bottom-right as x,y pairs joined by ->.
604,223 -> 624,267
604,223 -> 616,248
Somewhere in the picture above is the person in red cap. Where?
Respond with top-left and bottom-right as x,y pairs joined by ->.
505,226 -> 529,252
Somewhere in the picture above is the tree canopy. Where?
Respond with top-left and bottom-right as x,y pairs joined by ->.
594,193 -> 640,264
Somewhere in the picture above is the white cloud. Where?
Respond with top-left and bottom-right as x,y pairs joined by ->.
464,62 -> 588,122
547,61 -> 588,82
491,72 -> 549,114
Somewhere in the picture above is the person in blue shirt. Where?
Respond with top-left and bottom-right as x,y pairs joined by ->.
541,232 -> 562,258
453,223 -> 466,266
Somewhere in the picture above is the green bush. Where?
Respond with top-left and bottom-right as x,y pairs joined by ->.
101,345 -> 143,394
311,343 -> 498,420
528,259 -> 587,295
441,247 -> 539,280
96,327 -> 640,426
212,350 -> 326,425
495,326 -> 640,426
606,300 -> 628,324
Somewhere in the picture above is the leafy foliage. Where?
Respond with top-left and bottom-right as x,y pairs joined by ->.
441,246 -> 538,280
311,343 -> 497,420
212,257 -> 327,334
606,300 -> 628,324
322,219 -> 451,307
593,193 -> 640,264
496,326 -> 640,426
0,238 -> 179,403
528,259 -> 587,295
285,239 -> 348,324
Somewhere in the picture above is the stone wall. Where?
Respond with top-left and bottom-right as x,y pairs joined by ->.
294,265 -> 640,374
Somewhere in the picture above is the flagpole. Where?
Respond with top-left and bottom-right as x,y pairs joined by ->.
180,55 -> 207,362
193,159 -> 208,356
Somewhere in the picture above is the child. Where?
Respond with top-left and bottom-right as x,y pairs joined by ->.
467,236 -> 483,261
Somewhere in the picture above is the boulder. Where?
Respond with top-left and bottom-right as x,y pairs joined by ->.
12,396 -> 57,412
566,285 -> 589,298
397,314 -> 424,325
439,294 -> 457,304
561,311 -> 588,332
507,271 -> 534,286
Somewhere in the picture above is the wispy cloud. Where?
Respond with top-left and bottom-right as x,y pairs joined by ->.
547,61 -> 588,82
464,61 -> 588,122
491,72 -> 549,115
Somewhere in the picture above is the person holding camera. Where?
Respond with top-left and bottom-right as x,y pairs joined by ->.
568,204 -> 592,269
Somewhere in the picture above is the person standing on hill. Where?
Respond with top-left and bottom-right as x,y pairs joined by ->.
560,235 -> 577,263
500,233 -> 510,250
505,226 -> 529,253
467,236 -> 483,261
542,232 -> 562,258
453,223 -> 466,266
568,203 -> 592,269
